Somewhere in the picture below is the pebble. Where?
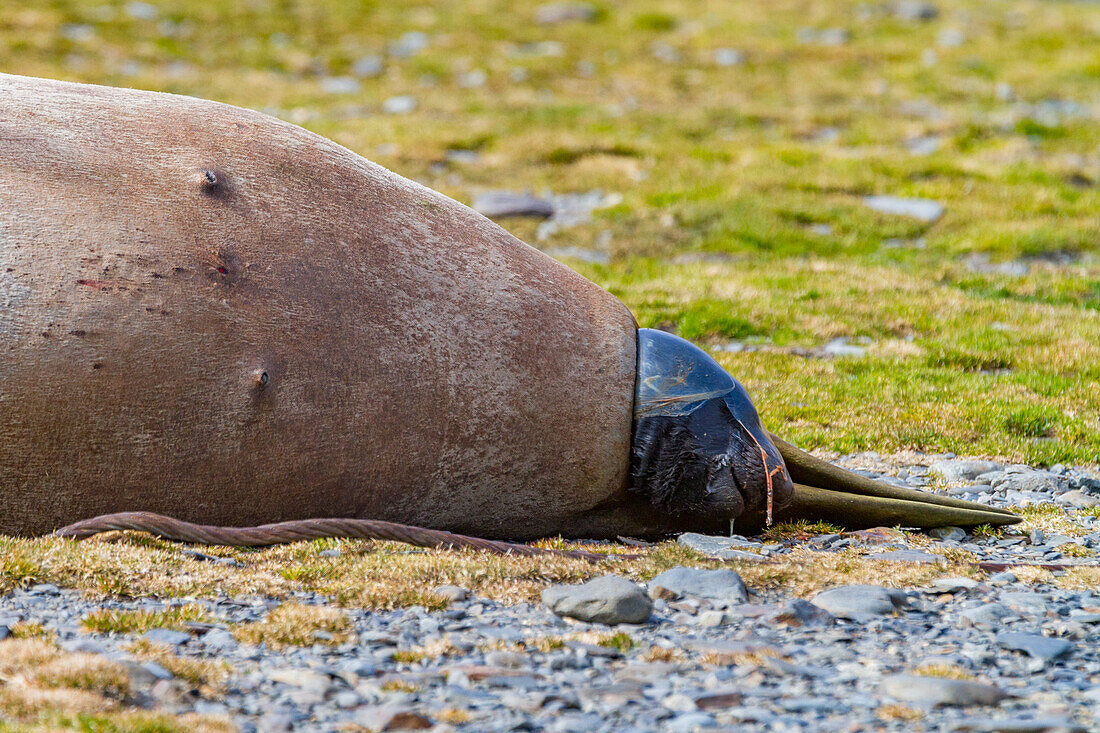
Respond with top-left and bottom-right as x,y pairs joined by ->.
811,585 -> 908,619
535,2 -> 597,25
432,585 -> 469,602
541,575 -> 653,625
881,674 -> 1008,707
647,567 -> 749,606
996,632 -> 1073,661
473,191 -> 555,219
713,48 -> 744,67
142,628 -> 191,646
863,195 -> 945,221
929,526 -> 968,542
381,96 -> 417,114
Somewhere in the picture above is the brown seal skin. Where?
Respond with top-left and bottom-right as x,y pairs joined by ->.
0,72 -> 700,541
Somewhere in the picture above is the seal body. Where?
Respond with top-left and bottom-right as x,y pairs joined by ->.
0,73 -> 661,540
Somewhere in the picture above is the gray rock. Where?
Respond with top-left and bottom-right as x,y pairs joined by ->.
988,571 -> 1017,584
893,1 -> 938,21
433,585 -> 470,602
352,55 -> 384,78
868,549 -> 944,564
929,526 -> 967,542
677,533 -> 763,560
381,95 -> 417,114
713,48 -> 745,67
930,460 -> 1002,482
535,2 -> 597,24
541,575 -> 653,625
811,585 -> 908,619
959,603 -> 1012,627
766,599 -> 836,627
0,625 -> 10,641
389,31 -> 429,58
996,632 -> 1072,661
648,567 -> 749,606
200,628 -> 237,652
995,472 -> 1068,495
863,195 -> 944,222
352,704 -> 432,731
1056,490 -> 1100,508
473,191 -> 555,219
929,577 -> 980,594
881,674 -> 1008,707
142,628 -> 190,646
999,592 -> 1050,615
951,716 -> 1087,732
321,76 -> 360,94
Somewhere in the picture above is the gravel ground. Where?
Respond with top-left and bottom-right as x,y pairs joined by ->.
3,453 -> 1099,732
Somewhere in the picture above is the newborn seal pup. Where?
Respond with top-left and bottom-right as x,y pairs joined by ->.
0,74 -> 1017,546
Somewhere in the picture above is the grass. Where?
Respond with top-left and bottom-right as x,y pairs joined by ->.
82,604 -> 211,635
0,639 -> 231,732
232,602 -> 352,649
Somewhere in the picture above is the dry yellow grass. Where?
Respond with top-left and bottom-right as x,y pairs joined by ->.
125,640 -> 231,694
0,638 -> 232,731
913,663 -> 975,681
232,602 -> 351,649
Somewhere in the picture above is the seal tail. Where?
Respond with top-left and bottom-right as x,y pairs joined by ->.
754,433 -> 1020,530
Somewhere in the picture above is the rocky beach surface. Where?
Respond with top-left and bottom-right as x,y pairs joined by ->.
2,452 -> 1098,732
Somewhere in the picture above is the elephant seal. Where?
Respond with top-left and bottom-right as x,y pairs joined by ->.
0,73 -> 1017,545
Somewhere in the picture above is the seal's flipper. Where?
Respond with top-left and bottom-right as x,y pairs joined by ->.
763,434 -> 1020,529
773,483 -> 1020,530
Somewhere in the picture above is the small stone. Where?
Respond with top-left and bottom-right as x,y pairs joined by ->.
811,585 -> 908,619
881,674 -> 1008,707
269,669 -> 332,695
868,549 -> 943,564
937,27 -> 966,48
959,603 -> 1012,627
893,1 -> 939,22
382,96 -> 417,114
321,76 -> 360,94
766,599 -> 836,627
929,526 -> 967,542
541,575 -> 653,625
693,689 -> 743,710
863,194 -> 945,222
352,55 -> 384,78
0,626 -> 10,641
929,460 -> 1002,482
713,48 -> 744,67
473,191 -> 555,219
126,1 -> 159,20
353,704 -> 432,731
648,567 -> 749,606
951,716 -> 1087,733
929,577 -> 980,594
1056,490 -> 1100,508
432,585 -> 469,602
696,610 -> 733,627
142,628 -> 190,646
389,31 -> 429,58
996,632 -> 1072,661
535,2 -> 597,24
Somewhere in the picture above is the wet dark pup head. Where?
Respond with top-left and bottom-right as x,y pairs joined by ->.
630,329 -> 794,521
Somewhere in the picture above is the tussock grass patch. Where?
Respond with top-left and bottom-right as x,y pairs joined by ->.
125,640 -> 230,694
233,602 -> 351,649
0,638 -> 230,731
82,604 -> 212,635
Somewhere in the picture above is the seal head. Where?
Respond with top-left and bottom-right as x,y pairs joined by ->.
630,328 -> 794,522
